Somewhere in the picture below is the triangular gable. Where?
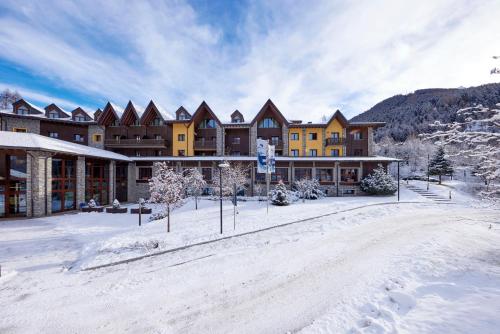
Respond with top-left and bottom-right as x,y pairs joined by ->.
12,99 -> 44,115
190,101 -> 222,127
97,102 -> 122,125
250,99 -> 289,126
175,106 -> 191,120
141,101 -> 167,125
231,110 -> 244,122
45,103 -> 71,118
71,107 -> 92,121
94,108 -> 103,121
326,109 -> 348,128
121,101 -> 143,125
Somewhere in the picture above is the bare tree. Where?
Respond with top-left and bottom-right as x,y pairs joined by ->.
0,89 -> 22,110
212,161 -> 250,197
183,168 -> 206,210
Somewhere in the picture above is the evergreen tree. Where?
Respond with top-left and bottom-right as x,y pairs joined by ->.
360,164 -> 397,195
270,180 -> 290,206
428,146 -> 454,184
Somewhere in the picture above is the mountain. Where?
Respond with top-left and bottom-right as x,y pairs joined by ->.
351,83 -> 500,141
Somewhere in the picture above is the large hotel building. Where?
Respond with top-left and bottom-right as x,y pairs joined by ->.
0,98 -> 396,218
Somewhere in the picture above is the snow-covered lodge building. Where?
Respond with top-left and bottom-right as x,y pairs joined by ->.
0,98 -> 397,218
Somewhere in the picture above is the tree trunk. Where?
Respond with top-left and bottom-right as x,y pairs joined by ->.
167,205 -> 170,233
438,174 -> 442,185
195,195 -> 198,210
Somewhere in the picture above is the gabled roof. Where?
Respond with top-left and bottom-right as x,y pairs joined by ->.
71,107 -> 93,121
140,100 -> 174,125
326,109 -> 349,128
175,106 -> 191,120
97,102 -> 123,125
230,109 -> 244,122
190,101 -> 222,126
94,108 -> 103,121
12,99 -> 45,115
250,99 -> 289,126
121,101 -> 145,125
44,103 -> 71,118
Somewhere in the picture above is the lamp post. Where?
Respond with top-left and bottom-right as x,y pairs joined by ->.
218,162 -> 229,234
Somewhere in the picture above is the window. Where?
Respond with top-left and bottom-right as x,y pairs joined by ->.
309,133 -> 318,140
330,149 -> 339,157
271,136 -> 280,145
178,150 -> 186,156
316,169 -> 333,182
48,111 -> 58,119
178,134 -> 185,141
294,168 -> 312,181
49,132 -> 59,138
271,168 -> 288,182
199,119 -> 216,128
135,135 -> 141,141
51,159 -> 76,212
111,120 -> 120,126
340,168 -> 359,183
232,117 -> 241,123
258,118 -> 279,128
291,133 -> 299,141
354,149 -> 363,156
74,115 -> 85,122
291,149 -> 299,157
74,134 -> 84,142
114,135 -> 120,141
154,150 -> 162,156
135,151 -> 141,157
231,151 -> 241,156
133,120 -> 140,126
17,107 -> 29,115
331,132 -> 340,139
92,134 -> 102,143
138,167 -> 152,181
13,128 -> 27,133
85,160 -> 109,205
151,118 -> 162,126
179,113 -> 187,120
154,134 -> 162,140
233,137 -> 241,144
309,149 -> 318,157
353,131 -> 363,140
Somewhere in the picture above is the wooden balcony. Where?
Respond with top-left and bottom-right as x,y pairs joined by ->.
104,138 -> 168,148
325,137 -> 345,146
269,139 -> 283,150
194,139 -> 217,150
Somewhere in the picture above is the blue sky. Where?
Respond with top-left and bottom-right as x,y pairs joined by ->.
0,0 -> 499,120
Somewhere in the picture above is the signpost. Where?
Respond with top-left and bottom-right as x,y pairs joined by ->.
256,139 -> 275,214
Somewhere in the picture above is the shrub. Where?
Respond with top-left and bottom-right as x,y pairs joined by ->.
270,180 -> 290,206
360,164 -> 397,195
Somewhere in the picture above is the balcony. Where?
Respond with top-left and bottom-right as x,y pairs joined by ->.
194,139 -> 217,150
269,139 -> 283,150
104,138 -> 168,148
325,137 -> 345,146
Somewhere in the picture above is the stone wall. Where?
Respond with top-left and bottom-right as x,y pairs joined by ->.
76,156 -> 85,205
281,124 -> 289,156
27,150 -> 52,217
108,161 -> 115,204
249,123 -> 257,155
88,125 -> 105,149
2,116 -> 40,133
127,162 -> 137,202
216,124 -> 224,156
367,127 -> 374,156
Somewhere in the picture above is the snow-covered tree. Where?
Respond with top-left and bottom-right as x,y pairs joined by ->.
149,162 -> 184,232
360,164 -> 397,195
212,161 -> 249,197
294,178 -> 324,201
427,146 -> 454,184
0,89 -> 21,110
270,180 -> 290,206
183,168 -> 206,210
423,104 -> 499,198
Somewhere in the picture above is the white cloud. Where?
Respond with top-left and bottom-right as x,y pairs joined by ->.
0,0 -> 498,122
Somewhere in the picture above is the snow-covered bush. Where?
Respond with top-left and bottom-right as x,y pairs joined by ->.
183,168 -> 206,209
149,211 -> 169,222
211,162 -> 249,197
112,199 -> 120,209
360,164 -> 397,195
88,199 -> 97,208
270,181 -> 290,206
294,178 -> 324,201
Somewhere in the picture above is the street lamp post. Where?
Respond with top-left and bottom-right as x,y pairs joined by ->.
218,162 -> 229,234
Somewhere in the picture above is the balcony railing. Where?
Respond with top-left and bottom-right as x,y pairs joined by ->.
104,138 -> 168,148
269,140 -> 283,150
325,137 -> 345,146
194,139 -> 217,150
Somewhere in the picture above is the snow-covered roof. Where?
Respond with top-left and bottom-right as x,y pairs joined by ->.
130,101 -> 145,117
57,106 -> 72,118
109,102 -> 124,119
0,132 -> 130,161
25,101 -> 45,114
155,103 -> 174,120
133,155 -> 401,162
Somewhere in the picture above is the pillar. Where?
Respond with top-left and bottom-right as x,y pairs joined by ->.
76,156 -> 86,206
108,160 -> 116,204
127,162 -> 136,203
27,151 -> 52,217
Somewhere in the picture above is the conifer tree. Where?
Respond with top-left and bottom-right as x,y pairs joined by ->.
270,180 -> 290,206
360,164 -> 397,195
428,146 -> 454,184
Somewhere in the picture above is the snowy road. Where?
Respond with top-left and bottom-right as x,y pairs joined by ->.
1,203 -> 499,333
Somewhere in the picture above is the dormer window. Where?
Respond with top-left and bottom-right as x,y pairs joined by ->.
232,117 -> 241,123
17,106 -> 29,115
48,111 -> 58,119
74,115 -> 85,122
258,117 -> 279,128
199,119 -> 216,129
112,119 -> 120,126
151,118 -> 162,126
133,119 -> 140,126
179,113 -> 187,120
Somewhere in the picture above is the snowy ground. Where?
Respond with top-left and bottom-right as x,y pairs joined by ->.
0,182 -> 499,333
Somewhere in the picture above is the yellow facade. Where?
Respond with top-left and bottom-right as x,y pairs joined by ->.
325,118 -> 344,156
172,122 -> 194,156
304,127 -> 323,156
288,129 -> 302,156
